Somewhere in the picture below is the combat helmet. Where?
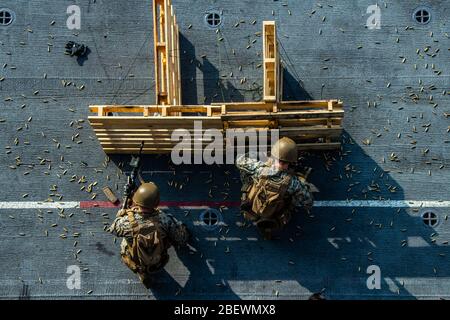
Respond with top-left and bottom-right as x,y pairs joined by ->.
271,137 -> 298,163
132,182 -> 160,210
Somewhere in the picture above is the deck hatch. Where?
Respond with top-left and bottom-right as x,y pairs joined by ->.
200,208 -> 222,230
413,7 -> 431,25
205,11 -> 222,28
421,210 -> 439,227
0,8 -> 14,26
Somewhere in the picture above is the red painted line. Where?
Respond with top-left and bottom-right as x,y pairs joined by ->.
80,201 -> 119,208
79,200 -> 241,209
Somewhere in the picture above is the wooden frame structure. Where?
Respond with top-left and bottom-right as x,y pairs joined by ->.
153,0 -> 181,105
263,21 -> 282,102
89,99 -> 343,153
88,9 -> 344,154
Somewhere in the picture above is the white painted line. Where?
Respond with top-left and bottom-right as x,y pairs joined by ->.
314,200 -> 450,208
0,200 -> 450,210
178,206 -> 212,210
0,202 -> 80,209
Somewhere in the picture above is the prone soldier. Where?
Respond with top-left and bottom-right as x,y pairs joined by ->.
236,137 -> 315,239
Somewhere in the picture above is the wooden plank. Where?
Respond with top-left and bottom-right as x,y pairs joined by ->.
90,124 -> 223,130
326,101 -> 333,142
97,106 -> 105,116
211,99 -> 336,107
94,129 -> 223,135
99,138 -> 339,149
170,3 -> 176,105
96,128 -> 341,145
96,133 -> 217,139
165,0 -> 173,104
263,21 -> 277,102
221,110 -> 344,121
327,100 -> 334,111
153,0 -> 169,105
220,120 -> 272,127
151,0 -> 182,106
89,113 -> 343,128
158,0 -> 168,105
213,100 -> 343,112
99,140 -> 218,146
93,128 -> 220,133
93,127 -> 340,137
153,0 -> 160,105
170,4 -> 181,106
101,148 -> 201,154
100,139 -> 221,146
170,5 -> 180,104
220,102 -> 274,112
279,103 -> 343,111
100,141 -> 341,154
89,105 -> 222,114
101,146 -> 217,150
278,118 -> 342,127
88,116 -> 223,129
89,116 -> 222,122
89,114 -> 342,150
89,123 -> 223,129
213,99 -> 340,107
275,24 -> 281,103
101,142 -> 342,150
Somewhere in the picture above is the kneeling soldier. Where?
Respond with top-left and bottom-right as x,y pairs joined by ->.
108,182 -> 189,288
236,137 -> 314,239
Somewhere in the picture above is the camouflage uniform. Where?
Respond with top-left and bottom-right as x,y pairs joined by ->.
108,207 -> 189,277
236,153 -> 314,233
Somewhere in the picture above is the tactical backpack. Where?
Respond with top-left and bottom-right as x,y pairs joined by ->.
247,172 -> 292,219
122,210 -> 169,274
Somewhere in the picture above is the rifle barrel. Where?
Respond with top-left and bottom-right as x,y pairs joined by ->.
121,141 -> 145,210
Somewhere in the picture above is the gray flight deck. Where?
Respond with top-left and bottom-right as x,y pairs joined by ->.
0,0 -> 449,299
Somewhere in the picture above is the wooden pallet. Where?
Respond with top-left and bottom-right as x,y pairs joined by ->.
89,100 -> 343,153
263,21 -> 282,102
88,9 -> 344,154
153,0 -> 181,106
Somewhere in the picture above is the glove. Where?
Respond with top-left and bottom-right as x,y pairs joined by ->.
65,41 -> 87,57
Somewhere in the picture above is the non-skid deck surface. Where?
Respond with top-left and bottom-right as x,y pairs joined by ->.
0,0 -> 449,299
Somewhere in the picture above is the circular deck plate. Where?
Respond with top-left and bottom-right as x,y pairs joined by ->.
205,11 -> 222,28
0,8 -> 15,26
199,208 -> 223,230
421,209 -> 439,227
412,6 -> 432,25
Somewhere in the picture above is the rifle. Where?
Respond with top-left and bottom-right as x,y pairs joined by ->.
294,166 -> 320,193
121,141 -> 145,209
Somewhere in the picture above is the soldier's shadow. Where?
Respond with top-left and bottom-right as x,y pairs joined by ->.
148,243 -> 241,300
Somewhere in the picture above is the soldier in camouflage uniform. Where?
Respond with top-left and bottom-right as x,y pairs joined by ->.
108,182 -> 189,288
236,137 -> 314,239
